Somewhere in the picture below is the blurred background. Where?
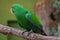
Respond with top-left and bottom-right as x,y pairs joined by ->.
0,0 -> 36,40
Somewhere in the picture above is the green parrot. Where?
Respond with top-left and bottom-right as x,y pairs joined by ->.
10,4 -> 47,35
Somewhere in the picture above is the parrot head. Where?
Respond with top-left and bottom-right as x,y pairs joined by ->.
10,4 -> 28,16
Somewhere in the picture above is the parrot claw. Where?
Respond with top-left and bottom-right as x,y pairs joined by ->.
27,30 -> 33,36
22,30 -> 33,36
22,30 -> 27,35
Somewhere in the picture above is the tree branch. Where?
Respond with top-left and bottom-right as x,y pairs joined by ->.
0,24 -> 59,40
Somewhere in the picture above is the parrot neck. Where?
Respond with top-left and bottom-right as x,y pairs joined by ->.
14,13 -> 20,18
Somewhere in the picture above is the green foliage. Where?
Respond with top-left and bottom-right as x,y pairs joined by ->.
53,0 -> 60,10
49,0 -> 59,36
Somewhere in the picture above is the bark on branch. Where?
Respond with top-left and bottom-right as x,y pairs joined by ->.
0,24 -> 59,40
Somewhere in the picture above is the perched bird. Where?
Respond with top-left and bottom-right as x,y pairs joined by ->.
10,4 -> 47,35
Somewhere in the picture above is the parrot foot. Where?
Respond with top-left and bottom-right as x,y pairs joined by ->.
22,30 -> 27,35
22,30 -> 33,36
27,30 -> 33,36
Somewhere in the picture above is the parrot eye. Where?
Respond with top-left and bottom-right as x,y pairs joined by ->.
25,11 -> 28,14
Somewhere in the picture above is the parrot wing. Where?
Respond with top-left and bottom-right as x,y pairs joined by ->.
25,13 -> 44,32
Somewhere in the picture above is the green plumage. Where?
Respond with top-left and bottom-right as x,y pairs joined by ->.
11,4 -> 46,35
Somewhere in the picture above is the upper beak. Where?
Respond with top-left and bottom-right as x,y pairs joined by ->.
10,8 -> 14,15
